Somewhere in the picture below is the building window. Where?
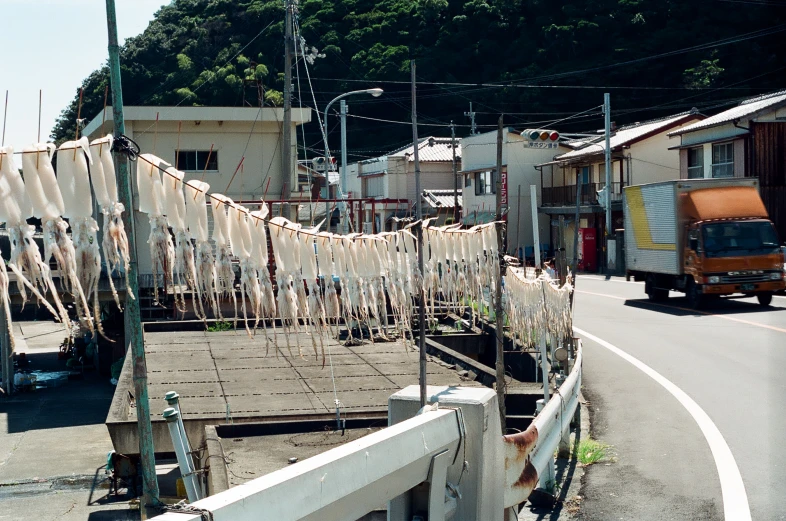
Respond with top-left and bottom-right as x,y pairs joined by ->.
474,170 -> 496,195
711,143 -> 734,178
687,147 -> 704,179
363,176 -> 384,198
176,150 -> 218,172
464,174 -> 471,188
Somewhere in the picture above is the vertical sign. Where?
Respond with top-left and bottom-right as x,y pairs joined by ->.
500,167 -> 508,210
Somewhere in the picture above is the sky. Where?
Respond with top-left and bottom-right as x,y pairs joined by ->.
0,0 -> 171,149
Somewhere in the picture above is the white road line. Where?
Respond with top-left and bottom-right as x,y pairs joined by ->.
574,326 -> 751,521
579,275 -> 642,284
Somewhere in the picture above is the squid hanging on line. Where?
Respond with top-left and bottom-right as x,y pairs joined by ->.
57,137 -> 107,337
89,135 -> 132,308
227,201 -> 260,336
268,216 -> 301,358
184,180 -> 219,319
163,166 -> 202,319
210,194 -> 238,326
1,145 -> 68,330
249,205 -> 278,355
136,154 -> 175,306
299,224 -> 325,365
316,231 -> 340,339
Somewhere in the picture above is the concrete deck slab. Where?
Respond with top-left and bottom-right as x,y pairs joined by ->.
109,328 -> 484,455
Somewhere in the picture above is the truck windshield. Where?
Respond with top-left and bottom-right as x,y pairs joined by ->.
701,221 -> 780,257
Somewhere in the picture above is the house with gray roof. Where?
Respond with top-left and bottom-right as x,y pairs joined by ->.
668,90 -> 786,237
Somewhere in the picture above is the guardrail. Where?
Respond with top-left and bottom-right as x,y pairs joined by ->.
151,407 -> 464,521
502,340 -> 582,507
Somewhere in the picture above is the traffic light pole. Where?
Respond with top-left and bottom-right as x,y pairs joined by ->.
604,93 -> 612,271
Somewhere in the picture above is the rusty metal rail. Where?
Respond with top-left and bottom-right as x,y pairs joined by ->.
502,340 -> 582,508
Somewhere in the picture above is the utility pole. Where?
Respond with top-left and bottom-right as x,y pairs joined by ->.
495,115 -> 506,432
282,0 -> 293,203
105,0 -> 160,511
604,93 -> 612,271
451,121 -> 459,223
412,60 -> 427,408
340,100 -> 349,234
1,302 -> 10,396
464,102 -> 477,135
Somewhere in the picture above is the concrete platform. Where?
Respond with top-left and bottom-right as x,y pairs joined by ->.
107,329 -> 483,455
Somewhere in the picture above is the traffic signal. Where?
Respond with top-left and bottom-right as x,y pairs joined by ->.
522,129 -> 560,148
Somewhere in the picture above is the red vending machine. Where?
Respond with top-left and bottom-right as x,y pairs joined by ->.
578,228 -> 597,272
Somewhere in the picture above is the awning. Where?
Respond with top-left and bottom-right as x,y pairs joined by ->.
461,211 -> 496,225
459,164 -> 505,175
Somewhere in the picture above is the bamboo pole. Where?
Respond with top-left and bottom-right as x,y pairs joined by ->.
104,0 -> 160,510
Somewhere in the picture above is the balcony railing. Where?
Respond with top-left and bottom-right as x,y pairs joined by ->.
541,182 -> 625,207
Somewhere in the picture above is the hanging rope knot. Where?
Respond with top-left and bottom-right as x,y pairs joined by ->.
111,134 -> 140,161
159,502 -> 215,521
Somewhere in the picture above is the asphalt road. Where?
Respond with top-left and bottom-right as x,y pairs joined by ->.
573,275 -> 786,521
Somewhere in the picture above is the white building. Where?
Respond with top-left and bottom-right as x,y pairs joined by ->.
460,128 -> 570,259
346,137 -> 462,231
82,106 -> 311,278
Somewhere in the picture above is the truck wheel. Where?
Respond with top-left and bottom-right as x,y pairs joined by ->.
645,275 -> 668,301
757,292 -> 773,307
686,280 -> 703,309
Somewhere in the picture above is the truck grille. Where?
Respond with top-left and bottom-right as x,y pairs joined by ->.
718,273 -> 772,284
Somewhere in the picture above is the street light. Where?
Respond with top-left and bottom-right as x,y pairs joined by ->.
322,88 -> 383,233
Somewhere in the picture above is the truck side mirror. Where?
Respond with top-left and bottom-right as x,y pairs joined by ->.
689,237 -> 698,251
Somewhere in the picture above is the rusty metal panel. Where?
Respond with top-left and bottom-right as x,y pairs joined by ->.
503,342 -> 583,508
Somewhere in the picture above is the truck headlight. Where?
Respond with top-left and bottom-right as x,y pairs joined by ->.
770,272 -> 782,280
707,276 -> 720,284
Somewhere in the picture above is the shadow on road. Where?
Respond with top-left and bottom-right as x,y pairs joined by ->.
623,296 -> 784,317
1,350 -> 116,434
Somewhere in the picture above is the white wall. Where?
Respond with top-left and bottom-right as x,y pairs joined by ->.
86,115 -> 305,277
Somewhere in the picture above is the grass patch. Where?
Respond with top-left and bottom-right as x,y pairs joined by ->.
207,321 -> 233,332
576,438 -> 611,466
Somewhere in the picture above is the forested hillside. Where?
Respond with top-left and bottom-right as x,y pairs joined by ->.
53,0 -> 786,160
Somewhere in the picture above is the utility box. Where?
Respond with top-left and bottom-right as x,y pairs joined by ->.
388,386 -> 504,521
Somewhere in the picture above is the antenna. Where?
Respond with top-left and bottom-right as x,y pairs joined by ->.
464,102 -> 477,135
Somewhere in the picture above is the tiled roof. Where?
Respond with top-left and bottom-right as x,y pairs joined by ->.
554,112 -> 700,162
422,189 -> 462,209
668,90 -> 786,135
390,137 -> 461,162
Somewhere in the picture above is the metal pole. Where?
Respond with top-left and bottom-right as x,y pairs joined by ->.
163,409 -> 200,503
412,60 -> 427,408
495,115 -> 506,432
0,301 -> 11,396
451,122 -> 459,224
282,0 -> 293,202
571,173 -> 582,313
604,93 -> 612,271
516,184 -> 522,260
530,185 -> 541,268
341,99 -> 349,234
105,0 -> 160,508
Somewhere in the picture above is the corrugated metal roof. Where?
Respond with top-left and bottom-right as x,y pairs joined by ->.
422,189 -> 462,209
554,112 -> 699,162
669,90 -> 786,136
390,137 -> 461,162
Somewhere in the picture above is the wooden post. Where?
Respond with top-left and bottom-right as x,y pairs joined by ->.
105,0 -> 160,510
412,60 -> 427,408
495,115 -> 506,432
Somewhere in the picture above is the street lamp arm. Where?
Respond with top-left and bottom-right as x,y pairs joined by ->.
322,88 -> 383,159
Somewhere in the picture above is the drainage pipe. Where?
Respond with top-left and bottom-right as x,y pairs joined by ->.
163,408 -> 201,502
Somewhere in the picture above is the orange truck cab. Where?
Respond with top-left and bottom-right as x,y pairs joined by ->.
624,178 -> 785,308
